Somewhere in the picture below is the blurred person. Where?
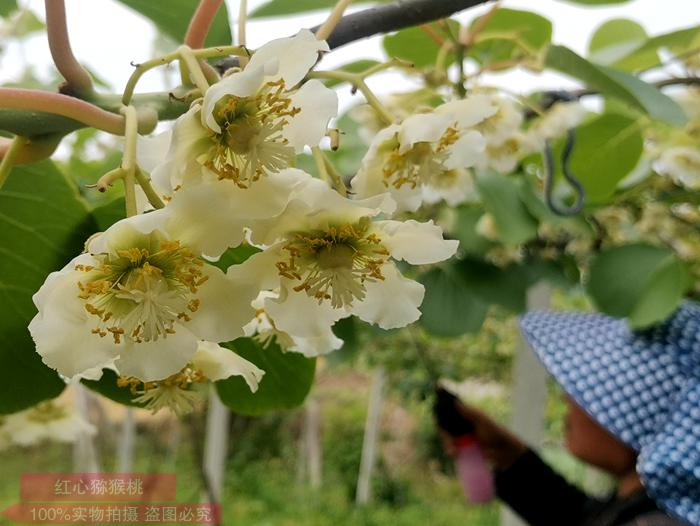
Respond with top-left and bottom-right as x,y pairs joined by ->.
439,302 -> 700,526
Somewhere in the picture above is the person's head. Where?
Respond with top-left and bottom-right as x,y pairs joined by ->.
563,394 -> 637,477
520,302 -> 700,525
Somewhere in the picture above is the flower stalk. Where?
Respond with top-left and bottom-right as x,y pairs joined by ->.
238,0 -> 249,67
309,70 -> 396,125
119,106 -> 139,217
177,46 -> 211,93
316,0 -> 353,41
122,46 -> 248,105
135,168 -> 166,209
0,136 -> 28,189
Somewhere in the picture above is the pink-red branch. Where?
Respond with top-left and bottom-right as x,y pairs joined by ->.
185,0 -> 224,49
0,88 -> 126,134
44,0 -> 94,95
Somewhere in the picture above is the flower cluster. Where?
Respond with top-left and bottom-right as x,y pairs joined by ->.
29,30 -> 458,413
0,401 -> 95,449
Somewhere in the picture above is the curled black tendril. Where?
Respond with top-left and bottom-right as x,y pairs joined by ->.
543,128 -> 586,216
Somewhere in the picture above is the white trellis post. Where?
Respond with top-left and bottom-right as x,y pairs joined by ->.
203,386 -> 230,503
304,397 -> 323,490
355,366 -> 385,505
72,384 -> 100,472
116,408 -> 136,472
500,282 -> 551,526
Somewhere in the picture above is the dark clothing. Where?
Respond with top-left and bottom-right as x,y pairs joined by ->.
494,450 -> 687,526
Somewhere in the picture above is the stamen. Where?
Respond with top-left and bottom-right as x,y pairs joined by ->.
78,231 -> 205,345
276,221 -> 391,309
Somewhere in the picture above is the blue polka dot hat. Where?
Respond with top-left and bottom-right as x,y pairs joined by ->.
520,301 -> 700,526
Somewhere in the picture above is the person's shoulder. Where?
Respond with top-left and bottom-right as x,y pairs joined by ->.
623,510 -> 690,526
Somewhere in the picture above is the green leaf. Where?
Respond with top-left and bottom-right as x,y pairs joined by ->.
0,0 -> 17,17
553,113 -> 644,202
418,266 -> 487,337
452,205 -> 496,255
82,369 -> 147,408
210,243 -> 261,272
0,161 -> 97,413
91,197 -> 125,231
383,20 -> 460,69
326,316 -> 360,366
458,259 -> 528,313
628,255 -> 690,328
4,9 -> 45,38
325,112 -> 369,178
588,19 -> 657,68
545,45 -> 687,125
116,0 -> 232,47
613,25 -> 700,71
469,8 -> 552,65
251,0 -> 387,18
474,171 -> 539,245
587,244 -> 690,327
216,338 -> 316,416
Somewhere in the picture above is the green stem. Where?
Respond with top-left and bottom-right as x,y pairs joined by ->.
238,0 -> 249,67
311,146 -> 331,184
0,136 -> 28,189
122,46 -> 247,105
120,106 -> 139,217
322,151 -> 347,196
316,0 -> 353,41
135,168 -> 166,209
178,46 -> 211,93
309,71 -> 396,125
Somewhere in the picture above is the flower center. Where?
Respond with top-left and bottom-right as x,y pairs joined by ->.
77,233 -> 206,344
382,127 -> 459,189
202,79 -> 300,188
25,402 -> 68,423
118,366 -> 207,414
275,221 -> 390,309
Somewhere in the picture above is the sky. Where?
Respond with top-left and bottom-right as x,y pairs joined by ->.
2,0 -> 699,113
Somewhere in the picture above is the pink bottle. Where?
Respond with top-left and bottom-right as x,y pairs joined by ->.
434,388 -> 495,503
453,434 -> 495,502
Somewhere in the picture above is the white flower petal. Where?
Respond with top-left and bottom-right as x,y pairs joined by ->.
265,283 -> 347,339
435,94 -> 499,128
444,130 -> 486,170
246,29 -> 329,87
88,211 -> 169,254
186,264 -> 255,343
47,413 -> 96,442
115,327 -> 198,381
202,66 -> 265,133
398,113 -> 451,152
5,416 -> 45,446
375,219 -> 458,264
152,105 -> 209,194
162,184 -> 244,258
193,341 -> 264,392
227,245 -> 285,291
29,266 -> 119,380
351,263 -> 424,330
137,129 -> 172,173
284,79 -> 338,152
287,329 -> 344,358
351,125 -> 399,201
